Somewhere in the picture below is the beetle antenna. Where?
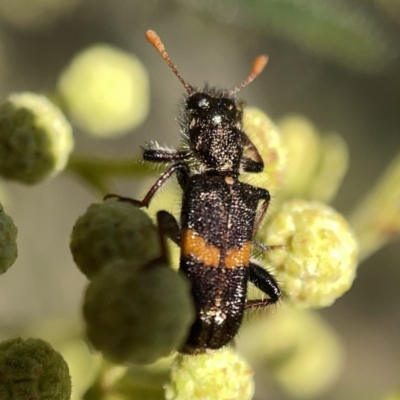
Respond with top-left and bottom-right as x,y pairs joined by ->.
229,55 -> 268,95
146,30 -> 193,94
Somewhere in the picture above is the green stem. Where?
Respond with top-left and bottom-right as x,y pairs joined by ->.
67,154 -> 158,196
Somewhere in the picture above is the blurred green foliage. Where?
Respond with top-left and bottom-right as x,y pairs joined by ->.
179,0 -> 399,72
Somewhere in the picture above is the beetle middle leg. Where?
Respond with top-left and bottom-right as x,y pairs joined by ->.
157,210 -> 180,245
154,210 -> 181,263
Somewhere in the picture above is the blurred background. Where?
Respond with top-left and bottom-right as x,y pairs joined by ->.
0,0 -> 399,399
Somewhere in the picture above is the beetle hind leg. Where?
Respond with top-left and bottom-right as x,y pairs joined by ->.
246,262 -> 281,310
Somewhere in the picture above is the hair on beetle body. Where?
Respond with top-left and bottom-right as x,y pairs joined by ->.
106,30 -> 281,355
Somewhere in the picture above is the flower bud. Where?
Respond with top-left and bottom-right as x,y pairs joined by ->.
83,261 -> 194,365
242,107 -> 286,195
0,202 -> 18,274
0,337 -> 71,400
165,347 -> 254,400
57,44 -> 149,137
259,199 -> 359,308
278,115 -> 348,202
0,92 -> 73,184
70,199 -> 160,279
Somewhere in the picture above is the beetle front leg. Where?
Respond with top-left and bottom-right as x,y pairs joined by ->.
105,162 -> 190,208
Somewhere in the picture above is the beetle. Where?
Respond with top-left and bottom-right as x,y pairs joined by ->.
108,30 -> 281,354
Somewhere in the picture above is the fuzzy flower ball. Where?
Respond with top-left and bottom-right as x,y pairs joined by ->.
83,261 -> 194,365
260,199 -> 359,308
0,337 -> 71,400
165,347 -> 254,400
57,44 -> 149,137
0,93 -> 74,184
0,202 -> 18,274
242,107 -> 286,195
70,199 -> 160,279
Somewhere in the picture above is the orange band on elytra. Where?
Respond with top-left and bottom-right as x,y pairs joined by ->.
225,242 -> 252,268
181,228 -> 220,267
181,228 -> 251,268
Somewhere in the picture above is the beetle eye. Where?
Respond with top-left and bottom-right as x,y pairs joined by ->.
198,97 -> 209,108
187,93 -> 210,110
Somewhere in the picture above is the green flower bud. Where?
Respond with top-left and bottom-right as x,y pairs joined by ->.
307,133 -> 348,203
238,308 -> 344,398
57,44 -> 149,137
83,261 -> 194,365
242,107 -> 286,195
259,199 -> 359,308
278,115 -> 320,198
70,199 -> 160,279
278,115 -> 348,202
0,93 -> 74,184
0,202 -> 18,274
165,347 -> 254,400
0,337 -> 71,400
